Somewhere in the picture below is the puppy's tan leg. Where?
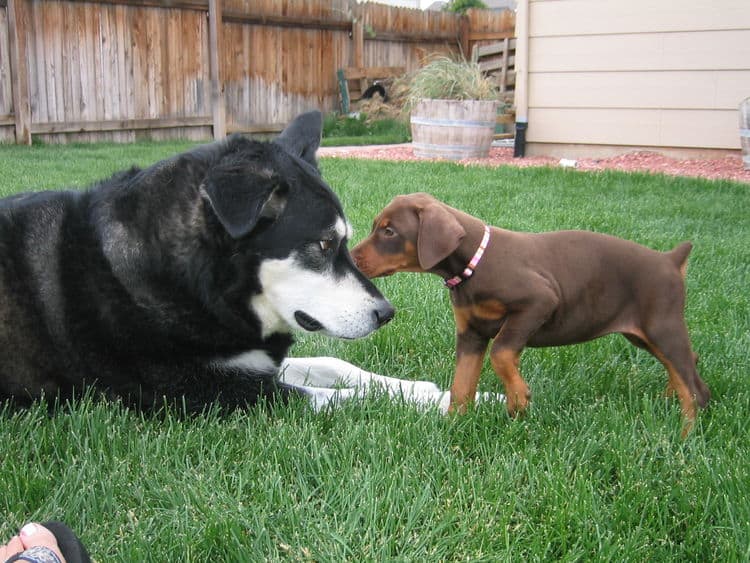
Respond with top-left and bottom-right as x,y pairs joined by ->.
623,333 -> 678,399
490,347 -> 530,416
486,299 -> 556,417
643,324 -> 708,437
663,350 -> 702,404
664,378 -> 678,399
449,308 -> 492,413
662,357 -> 698,438
449,352 -> 485,414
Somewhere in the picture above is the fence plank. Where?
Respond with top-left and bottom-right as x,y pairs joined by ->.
223,11 -> 350,31
31,115 -> 212,133
343,66 -> 406,80
354,11 -> 365,97
65,0 -> 208,12
208,0 -> 225,139
7,0 -> 31,143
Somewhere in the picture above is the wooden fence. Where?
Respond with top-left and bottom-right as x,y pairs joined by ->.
0,0 -> 514,144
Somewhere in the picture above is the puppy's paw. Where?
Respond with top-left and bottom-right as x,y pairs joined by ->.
438,392 -> 506,415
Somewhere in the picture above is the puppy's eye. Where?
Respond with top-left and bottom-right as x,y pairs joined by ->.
319,239 -> 334,253
382,227 -> 396,237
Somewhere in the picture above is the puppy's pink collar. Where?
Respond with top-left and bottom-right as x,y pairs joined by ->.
444,224 -> 490,289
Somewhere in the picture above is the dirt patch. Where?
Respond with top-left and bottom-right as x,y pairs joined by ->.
318,144 -> 750,184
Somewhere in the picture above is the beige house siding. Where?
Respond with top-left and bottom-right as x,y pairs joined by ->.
521,0 -> 750,158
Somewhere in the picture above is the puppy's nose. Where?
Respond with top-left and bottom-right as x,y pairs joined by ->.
351,250 -> 367,273
374,299 -> 395,327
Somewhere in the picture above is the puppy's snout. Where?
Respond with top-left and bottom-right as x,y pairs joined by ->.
374,299 -> 395,327
351,248 -> 367,272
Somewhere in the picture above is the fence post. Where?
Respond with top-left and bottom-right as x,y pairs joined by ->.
208,0 -> 226,139
7,0 -> 31,145
458,13 -> 470,60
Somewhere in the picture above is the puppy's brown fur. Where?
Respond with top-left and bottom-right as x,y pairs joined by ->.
352,193 -> 709,435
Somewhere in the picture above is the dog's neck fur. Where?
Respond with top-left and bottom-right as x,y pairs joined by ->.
432,207 -> 489,282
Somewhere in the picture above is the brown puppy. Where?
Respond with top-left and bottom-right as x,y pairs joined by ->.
351,192 -> 709,434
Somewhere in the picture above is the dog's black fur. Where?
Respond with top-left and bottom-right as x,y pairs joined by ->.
0,111 -> 392,412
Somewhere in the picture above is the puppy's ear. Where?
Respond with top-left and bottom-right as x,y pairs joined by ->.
274,111 -> 322,170
417,203 -> 465,270
202,170 -> 288,239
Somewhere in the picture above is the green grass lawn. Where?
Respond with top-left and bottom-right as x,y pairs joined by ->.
0,141 -> 749,561
321,114 -> 411,147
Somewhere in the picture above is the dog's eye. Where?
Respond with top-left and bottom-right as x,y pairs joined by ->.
382,227 -> 396,237
319,239 -> 334,253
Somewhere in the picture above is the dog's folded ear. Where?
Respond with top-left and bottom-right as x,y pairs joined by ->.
417,204 -> 466,270
202,170 -> 288,239
274,110 -> 322,170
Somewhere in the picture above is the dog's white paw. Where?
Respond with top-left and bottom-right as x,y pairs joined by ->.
437,392 -> 452,414
281,357 -> 506,414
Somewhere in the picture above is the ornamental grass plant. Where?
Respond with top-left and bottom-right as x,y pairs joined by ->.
405,55 -> 499,110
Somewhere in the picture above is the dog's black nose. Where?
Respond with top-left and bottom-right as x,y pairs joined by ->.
374,299 -> 395,327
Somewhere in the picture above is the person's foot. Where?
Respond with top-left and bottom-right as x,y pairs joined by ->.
0,522 -> 66,563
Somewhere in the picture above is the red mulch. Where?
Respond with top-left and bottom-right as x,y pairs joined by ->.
318,144 -> 750,184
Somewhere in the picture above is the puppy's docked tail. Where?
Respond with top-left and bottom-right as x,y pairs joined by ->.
668,241 -> 693,278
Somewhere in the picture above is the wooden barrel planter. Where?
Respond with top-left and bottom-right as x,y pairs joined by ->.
410,99 -> 498,160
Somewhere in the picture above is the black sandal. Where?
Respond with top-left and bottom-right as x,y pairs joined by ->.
4,521 -> 91,563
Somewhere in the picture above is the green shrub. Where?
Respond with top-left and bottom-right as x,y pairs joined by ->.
444,0 -> 488,13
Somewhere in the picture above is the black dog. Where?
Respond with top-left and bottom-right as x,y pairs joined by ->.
0,111 -> 394,411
